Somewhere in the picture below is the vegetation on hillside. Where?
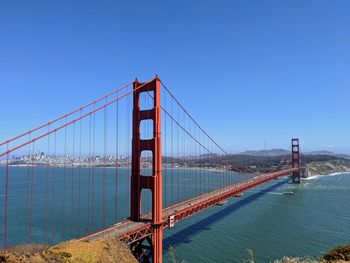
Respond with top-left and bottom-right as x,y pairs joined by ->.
164,153 -> 350,174
0,238 -> 137,263
323,245 -> 350,262
272,244 -> 350,263
306,159 -> 350,177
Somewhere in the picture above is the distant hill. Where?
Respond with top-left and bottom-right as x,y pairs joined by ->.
306,151 -> 350,159
238,149 -> 290,156
237,149 -> 350,159
336,154 -> 350,159
306,150 -> 335,155
165,152 -> 349,173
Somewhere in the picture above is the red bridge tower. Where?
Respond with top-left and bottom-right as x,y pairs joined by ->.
291,138 -> 301,184
130,77 -> 163,262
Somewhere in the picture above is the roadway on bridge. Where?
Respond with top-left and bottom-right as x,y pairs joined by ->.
79,168 -> 296,244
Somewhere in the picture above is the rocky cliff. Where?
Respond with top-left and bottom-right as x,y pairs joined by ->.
306,159 -> 350,177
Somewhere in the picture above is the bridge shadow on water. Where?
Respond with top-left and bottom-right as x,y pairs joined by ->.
163,178 -> 290,250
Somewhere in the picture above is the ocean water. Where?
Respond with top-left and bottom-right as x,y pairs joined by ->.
163,173 -> 350,262
0,168 -> 349,262
0,167 -> 250,246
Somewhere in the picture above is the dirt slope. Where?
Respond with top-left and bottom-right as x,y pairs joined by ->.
0,238 -> 137,263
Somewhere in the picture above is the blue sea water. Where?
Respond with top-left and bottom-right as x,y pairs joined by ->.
0,167 -> 349,262
163,173 -> 350,262
0,167 -> 249,246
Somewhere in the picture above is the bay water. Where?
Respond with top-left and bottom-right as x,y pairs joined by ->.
0,167 -> 349,262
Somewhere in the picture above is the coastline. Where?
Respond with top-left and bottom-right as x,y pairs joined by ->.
303,171 -> 350,180
305,159 -> 350,178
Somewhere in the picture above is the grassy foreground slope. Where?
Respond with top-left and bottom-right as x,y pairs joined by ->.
0,238 -> 137,263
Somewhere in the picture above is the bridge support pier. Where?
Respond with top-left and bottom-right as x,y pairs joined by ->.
291,138 -> 301,184
130,236 -> 153,262
131,77 -> 163,263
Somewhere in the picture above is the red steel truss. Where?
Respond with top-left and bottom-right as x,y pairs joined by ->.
115,166 -> 301,262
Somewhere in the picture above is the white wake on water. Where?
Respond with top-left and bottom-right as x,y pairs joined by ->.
302,172 -> 350,181
245,191 -> 283,195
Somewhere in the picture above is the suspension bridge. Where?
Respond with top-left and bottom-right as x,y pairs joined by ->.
0,77 -> 304,262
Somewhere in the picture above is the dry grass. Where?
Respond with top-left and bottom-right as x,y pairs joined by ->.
272,257 -> 319,263
0,238 -> 137,263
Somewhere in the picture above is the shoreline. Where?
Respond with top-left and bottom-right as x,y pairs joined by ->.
303,171 -> 350,180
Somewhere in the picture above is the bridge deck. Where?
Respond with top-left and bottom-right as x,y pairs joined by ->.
79,168 -> 298,244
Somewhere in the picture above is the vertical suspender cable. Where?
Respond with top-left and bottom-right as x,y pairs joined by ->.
52,131 -> 57,240
4,144 -> 9,247
126,89 -> 130,218
92,103 -> 96,227
171,94 -> 174,208
163,88 -> 167,209
78,111 -> 82,235
45,125 -> 50,241
176,105 -> 179,210
30,140 -> 35,241
26,134 -> 31,241
103,98 -> 107,227
71,122 -> 75,236
63,117 -> 67,239
115,91 -> 119,223
88,114 -> 92,229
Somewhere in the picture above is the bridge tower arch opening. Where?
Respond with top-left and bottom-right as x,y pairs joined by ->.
131,77 -> 163,263
291,138 -> 301,184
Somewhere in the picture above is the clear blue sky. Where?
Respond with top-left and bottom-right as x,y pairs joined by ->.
0,0 -> 349,153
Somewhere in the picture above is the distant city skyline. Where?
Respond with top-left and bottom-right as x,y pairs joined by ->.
1,1 -> 349,153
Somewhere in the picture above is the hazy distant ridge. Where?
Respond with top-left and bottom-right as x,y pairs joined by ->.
238,149 -> 290,156
238,149 -> 350,159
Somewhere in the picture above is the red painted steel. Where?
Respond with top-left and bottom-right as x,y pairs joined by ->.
292,138 -> 301,183
165,167 -> 298,226
79,167 -> 300,252
131,77 -> 163,263
119,224 -> 153,245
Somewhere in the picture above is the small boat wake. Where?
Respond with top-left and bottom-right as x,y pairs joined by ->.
245,191 -> 283,195
216,200 -> 228,206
